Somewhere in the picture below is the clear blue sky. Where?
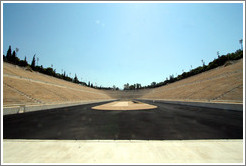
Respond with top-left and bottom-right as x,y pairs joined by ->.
3,3 -> 243,89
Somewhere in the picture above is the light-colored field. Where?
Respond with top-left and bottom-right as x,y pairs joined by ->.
92,101 -> 157,110
141,59 -> 243,103
3,62 -> 113,107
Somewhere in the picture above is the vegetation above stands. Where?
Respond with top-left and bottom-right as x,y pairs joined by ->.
3,44 -> 243,91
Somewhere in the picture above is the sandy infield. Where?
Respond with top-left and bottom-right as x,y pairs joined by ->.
112,102 -> 129,107
92,101 -> 157,110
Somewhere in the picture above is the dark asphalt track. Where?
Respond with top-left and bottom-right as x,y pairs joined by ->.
3,100 -> 243,140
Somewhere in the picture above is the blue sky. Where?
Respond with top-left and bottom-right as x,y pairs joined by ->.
3,3 -> 243,89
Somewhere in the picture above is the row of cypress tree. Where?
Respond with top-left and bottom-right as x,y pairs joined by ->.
3,45 -> 120,90
3,46 -> 87,86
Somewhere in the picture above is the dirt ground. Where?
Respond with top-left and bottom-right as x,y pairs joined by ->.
92,101 -> 157,110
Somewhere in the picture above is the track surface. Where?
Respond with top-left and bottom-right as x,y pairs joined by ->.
3,100 -> 243,140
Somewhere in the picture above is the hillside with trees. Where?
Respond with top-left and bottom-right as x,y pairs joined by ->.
3,43 -> 243,92
123,49 -> 243,90
140,58 -> 243,103
3,46 -> 117,90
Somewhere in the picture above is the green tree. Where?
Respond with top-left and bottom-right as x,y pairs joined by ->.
136,83 -> 141,89
45,67 -> 55,76
6,45 -> 12,61
201,59 -> 205,66
63,71 -> 66,79
124,83 -> 129,90
12,51 -> 16,63
217,51 -> 220,58
73,74 -> 79,83
151,82 -> 156,87
3,54 -> 6,61
129,84 -> 135,90
31,54 -> 36,69
19,56 -> 28,67
239,39 -> 243,50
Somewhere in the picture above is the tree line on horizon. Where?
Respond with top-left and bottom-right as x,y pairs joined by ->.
3,46 -> 118,90
3,43 -> 243,91
123,48 -> 243,90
